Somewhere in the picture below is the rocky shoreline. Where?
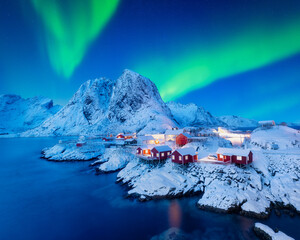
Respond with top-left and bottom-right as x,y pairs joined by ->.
41,142 -> 300,220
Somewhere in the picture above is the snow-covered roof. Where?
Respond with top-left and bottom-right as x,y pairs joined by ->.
181,133 -> 192,138
152,145 -> 172,152
174,147 -> 196,156
139,136 -> 155,141
125,139 -> 136,142
258,120 -> 275,125
216,148 -> 251,156
137,145 -> 152,150
165,129 -> 184,135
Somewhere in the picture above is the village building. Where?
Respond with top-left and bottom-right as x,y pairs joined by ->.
151,145 -> 172,160
124,133 -> 133,139
171,147 -> 198,164
176,133 -> 192,146
145,134 -> 165,144
124,139 -> 137,145
137,135 -> 156,145
216,148 -> 253,164
165,129 -> 184,142
116,133 -> 125,139
258,120 -> 275,128
136,146 -> 152,156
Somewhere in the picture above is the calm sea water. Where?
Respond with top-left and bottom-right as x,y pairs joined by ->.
0,138 -> 299,240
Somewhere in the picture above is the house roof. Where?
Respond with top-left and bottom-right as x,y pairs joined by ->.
180,133 -> 192,138
165,129 -> 184,135
152,145 -> 172,152
258,120 -> 275,125
125,139 -> 136,142
137,145 -> 154,150
139,136 -> 155,141
174,147 -> 196,156
216,148 -> 251,156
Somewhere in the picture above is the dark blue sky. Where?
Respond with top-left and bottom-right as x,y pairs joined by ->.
0,0 -> 300,122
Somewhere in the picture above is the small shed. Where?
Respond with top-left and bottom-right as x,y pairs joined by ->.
171,147 -> 198,164
151,145 -> 172,160
176,133 -> 192,146
216,148 -> 253,164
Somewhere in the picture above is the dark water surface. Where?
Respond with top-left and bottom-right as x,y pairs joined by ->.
0,138 -> 299,240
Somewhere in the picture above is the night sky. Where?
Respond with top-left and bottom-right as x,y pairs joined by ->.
1,0 -> 300,122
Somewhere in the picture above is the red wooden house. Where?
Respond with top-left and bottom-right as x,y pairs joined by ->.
151,145 -> 172,160
216,148 -> 253,164
136,146 -> 151,156
116,133 -> 125,139
171,147 -> 198,164
176,133 -> 192,146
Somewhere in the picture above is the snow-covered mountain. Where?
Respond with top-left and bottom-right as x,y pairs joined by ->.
0,94 -> 61,134
217,115 -> 258,129
167,101 -> 224,127
23,70 -> 177,136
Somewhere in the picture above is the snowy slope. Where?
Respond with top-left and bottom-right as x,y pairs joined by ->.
23,70 -> 177,136
167,101 -> 223,127
250,125 -> 300,149
0,94 -> 61,134
217,115 -> 258,129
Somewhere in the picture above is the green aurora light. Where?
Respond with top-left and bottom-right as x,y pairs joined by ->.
135,18 -> 300,102
30,0 -> 119,78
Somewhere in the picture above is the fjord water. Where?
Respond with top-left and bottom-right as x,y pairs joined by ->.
0,138 -> 299,240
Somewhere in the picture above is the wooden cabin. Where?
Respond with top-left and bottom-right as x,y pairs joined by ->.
176,133 -> 192,146
151,145 -> 172,160
124,134 -> 133,139
216,148 -> 253,164
116,133 -> 125,139
171,147 -> 198,164
136,146 -> 151,156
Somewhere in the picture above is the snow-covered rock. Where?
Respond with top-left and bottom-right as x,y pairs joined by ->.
117,147 -> 300,218
253,223 -> 295,240
250,126 -> 300,150
217,115 -> 258,129
23,70 -> 177,137
0,94 -> 61,134
97,148 -> 135,173
42,141 -> 105,161
167,101 -> 223,127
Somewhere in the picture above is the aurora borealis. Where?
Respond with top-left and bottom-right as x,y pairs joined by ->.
30,0 -> 119,78
1,0 -> 300,122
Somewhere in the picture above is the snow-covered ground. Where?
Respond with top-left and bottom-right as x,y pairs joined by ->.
42,141 -> 105,161
41,131 -> 300,218
95,148 -> 136,173
254,222 -> 295,240
251,126 -> 300,150
117,148 -> 300,218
